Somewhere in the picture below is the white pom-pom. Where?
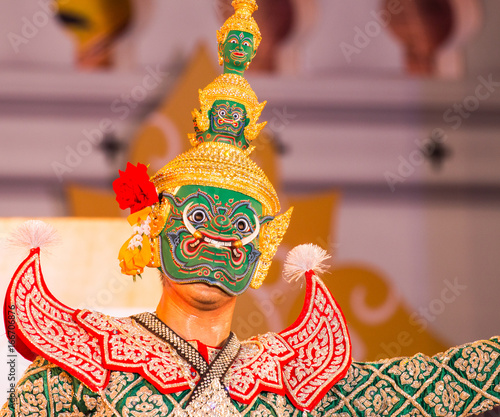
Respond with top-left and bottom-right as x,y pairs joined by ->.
283,244 -> 331,282
7,220 -> 59,251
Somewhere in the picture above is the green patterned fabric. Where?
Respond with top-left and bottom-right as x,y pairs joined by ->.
2,337 -> 500,416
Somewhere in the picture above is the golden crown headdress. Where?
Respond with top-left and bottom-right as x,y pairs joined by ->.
191,73 -> 267,144
116,0 -> 291,288
217,0 -> 262,65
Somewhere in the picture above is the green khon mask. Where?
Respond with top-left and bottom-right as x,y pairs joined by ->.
219,30 -> 256,75
195,99 -> 250,149
159,184 -> 273,296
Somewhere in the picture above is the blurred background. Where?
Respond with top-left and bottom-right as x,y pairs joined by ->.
1,0 -> 500,389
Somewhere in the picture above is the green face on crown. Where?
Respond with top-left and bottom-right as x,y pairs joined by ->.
220,30 -> 255,75
160,185 -> 272,295
196,99 -> 250,149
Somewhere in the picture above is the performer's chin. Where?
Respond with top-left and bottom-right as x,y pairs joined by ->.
187,282 -> 234,309
163,276 -> 235,311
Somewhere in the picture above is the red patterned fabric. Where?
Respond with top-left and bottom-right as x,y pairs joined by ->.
4,250 -> 351,411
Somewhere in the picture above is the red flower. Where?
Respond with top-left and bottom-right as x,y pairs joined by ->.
113,163 -> 159,213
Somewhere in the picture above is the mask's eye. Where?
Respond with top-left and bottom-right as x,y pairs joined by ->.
233,112 -> 241,121
190,209 -> 207,224
229,39 -> 238,44
218,109 -> 227,118
235,218 -> 252,233
242,41 -> 251,47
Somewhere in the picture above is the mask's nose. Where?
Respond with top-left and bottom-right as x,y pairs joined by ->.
211,215 -> 233,234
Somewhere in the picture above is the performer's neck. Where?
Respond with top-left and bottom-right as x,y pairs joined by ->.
156,279 -> 236,347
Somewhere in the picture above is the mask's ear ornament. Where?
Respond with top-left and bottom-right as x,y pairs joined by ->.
250,207 -> 293,289
147,197 -> 172,269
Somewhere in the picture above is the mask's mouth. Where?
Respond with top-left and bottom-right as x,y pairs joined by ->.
216,117 -> 240,128
231,50 -> 247,60
187,231 -> 243,263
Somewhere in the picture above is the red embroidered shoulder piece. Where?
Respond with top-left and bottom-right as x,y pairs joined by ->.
279,273 -> 352,410
4,249 -> 351,411
3,249 -> 107,391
